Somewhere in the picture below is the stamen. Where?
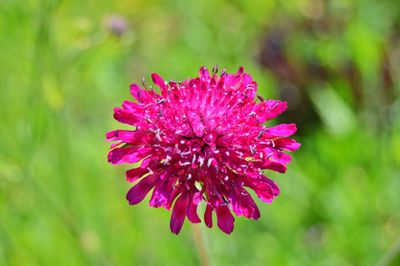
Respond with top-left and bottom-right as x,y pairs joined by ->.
249,145 -> 257,155
212,65 -> 219,74
179,161 -> 191,166
198,156 -> 205,167
257,129 -> 265,139
147,167 -> 154,175
142,77 -> 147,88
207,158 -> 214,168
271,102 -> 279,110
157,98 -> 167,104
162,155 -> 172,165
180,150 -> 191,156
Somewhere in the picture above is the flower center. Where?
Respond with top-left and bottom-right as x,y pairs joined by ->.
175,131 -> 220,169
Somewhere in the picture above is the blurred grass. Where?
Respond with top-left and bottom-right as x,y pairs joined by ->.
1,0 -> 400,265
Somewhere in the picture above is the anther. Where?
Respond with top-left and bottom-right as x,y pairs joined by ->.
179,161 -> 191,166
271,102 -> 279,110
157,98 -> 167,104
249,145 -> 257,155
222,196 -> 229,204
198,156 -> 205,167
257,130 -> 265,139
180,151 -> 191,156
142,77 -> 147,89
212,65 -> 219,74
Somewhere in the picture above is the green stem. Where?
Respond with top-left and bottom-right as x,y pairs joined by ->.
192,224 -> 211,266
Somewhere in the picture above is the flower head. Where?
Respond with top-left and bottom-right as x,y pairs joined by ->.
107,66 -> 300,234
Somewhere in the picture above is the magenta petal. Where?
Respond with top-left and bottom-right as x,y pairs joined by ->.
263,160 -> 287,173
151,73 -> 168,97
259,178 -> 280,199
170,193 -> 190,234
265,178 -> 280,196
255,100 -> 287,123
113,107 -> 142,126
236,66 -> 244,75
246,178 -> 280,203
107,147 -> 129,164
106,130 -> 150,145
130,83 -> 141,100
122,100 -> 143,111
256,188 -> 276,203
106,130 -> 120,141
107,146 -> 151,164
204,204 -> 213,228
271,152 -> 292,164
187,112 -> 205,137
193,192 -> 202,205
200,66 -> 210,81
166,189 -> 181,210
216,205 -> 235,234
230,188 -> 260,219
151,73 -> 164,87
125,167 -> 150,182
266,123 -> 297,137
187,200 -> 201,223
126,174 -> 158,205
149,176 -> 177,208
274,138 -> 301,151
139,157 -> 153,169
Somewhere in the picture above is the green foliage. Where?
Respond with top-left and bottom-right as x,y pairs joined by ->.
0,0 -> 399,265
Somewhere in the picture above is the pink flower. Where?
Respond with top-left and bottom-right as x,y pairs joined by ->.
106,66 -> 300,234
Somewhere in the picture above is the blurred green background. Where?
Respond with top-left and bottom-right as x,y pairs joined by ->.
1,0 -> 400,265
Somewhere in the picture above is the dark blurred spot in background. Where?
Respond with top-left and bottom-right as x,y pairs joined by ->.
258,0 -> 399,135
